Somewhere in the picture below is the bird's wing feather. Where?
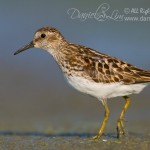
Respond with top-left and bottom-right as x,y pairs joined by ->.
79,47 -> 150,84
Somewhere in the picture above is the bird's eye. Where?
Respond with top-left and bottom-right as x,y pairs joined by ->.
41,33 -> 46,38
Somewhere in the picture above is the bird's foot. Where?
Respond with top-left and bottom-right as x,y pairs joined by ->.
117,118 -> 127,139
91,134 -> 102,140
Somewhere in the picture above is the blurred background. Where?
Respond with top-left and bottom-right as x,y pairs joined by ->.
0,0 -> 150,135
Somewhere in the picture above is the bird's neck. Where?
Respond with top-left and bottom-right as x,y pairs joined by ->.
48,41 -> 82,75
46,40 -> 70,65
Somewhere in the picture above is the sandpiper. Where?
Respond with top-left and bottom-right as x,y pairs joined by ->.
14,26 -> 150,139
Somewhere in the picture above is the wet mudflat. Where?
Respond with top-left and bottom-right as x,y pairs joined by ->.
0,132 -> 149,150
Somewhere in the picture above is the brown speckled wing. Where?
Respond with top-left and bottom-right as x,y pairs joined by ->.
79,47 -> 150,84
61,44 -> 150,84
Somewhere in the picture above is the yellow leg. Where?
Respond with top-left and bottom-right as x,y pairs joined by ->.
117,96 -> 131,139
92,99 -> 110,140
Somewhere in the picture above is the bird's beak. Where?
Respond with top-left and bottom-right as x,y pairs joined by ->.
14,41 -> 34,55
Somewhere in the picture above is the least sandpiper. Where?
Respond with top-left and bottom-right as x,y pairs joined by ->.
14,26 -> 150,139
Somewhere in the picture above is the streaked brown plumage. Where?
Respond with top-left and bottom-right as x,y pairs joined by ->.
59,43 -> 150,84
33,27 -> 150,85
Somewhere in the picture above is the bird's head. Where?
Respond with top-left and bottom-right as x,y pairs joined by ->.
14,26 -> 65,56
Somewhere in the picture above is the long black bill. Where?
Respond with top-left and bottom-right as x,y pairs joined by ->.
14,41 -> 34,55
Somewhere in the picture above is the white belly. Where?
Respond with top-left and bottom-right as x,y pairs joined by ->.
65,75 -> 148,100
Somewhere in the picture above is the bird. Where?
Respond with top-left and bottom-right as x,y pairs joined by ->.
14,26 -> 150,139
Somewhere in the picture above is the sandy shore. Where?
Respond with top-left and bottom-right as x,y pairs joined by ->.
0,132 -> 149,150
